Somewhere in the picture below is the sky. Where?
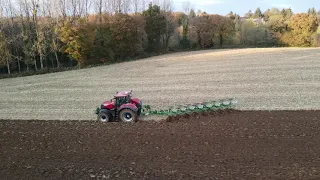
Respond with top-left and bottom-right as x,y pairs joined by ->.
172,0 -> 320,16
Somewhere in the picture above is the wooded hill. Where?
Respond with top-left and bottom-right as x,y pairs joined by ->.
0,0 -> 319,76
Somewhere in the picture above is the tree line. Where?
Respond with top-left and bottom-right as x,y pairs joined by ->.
0,0 -> 319,76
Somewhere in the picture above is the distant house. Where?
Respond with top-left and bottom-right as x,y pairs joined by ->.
253,18 -> 265,24
240,17 -> 265,25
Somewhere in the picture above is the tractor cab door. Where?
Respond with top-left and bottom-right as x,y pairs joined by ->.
116,96 -> 129,108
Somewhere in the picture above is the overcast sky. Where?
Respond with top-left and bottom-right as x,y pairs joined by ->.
172,0 -> 320,16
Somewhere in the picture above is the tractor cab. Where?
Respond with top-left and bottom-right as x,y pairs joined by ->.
114,90 -> 132,107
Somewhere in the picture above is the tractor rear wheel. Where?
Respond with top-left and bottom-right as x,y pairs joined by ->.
119,109 -> 137,123
98,112 -> 110,123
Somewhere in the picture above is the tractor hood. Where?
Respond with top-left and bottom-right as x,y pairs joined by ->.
103,100 -> 112,105
102,100 -> 116,109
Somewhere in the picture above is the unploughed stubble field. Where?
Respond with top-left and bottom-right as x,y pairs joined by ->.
0,47 -> 320,120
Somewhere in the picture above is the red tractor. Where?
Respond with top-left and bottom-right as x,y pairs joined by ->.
95,90 -> 142,123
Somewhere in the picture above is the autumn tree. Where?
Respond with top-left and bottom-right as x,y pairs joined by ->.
232,14 -> 241,44
246,25 -> 277,46
266,8 -> 292,36
90,13 -> 114,63
2,1 -> 320,76
58,19 -> 95,67
188,14 -> 213,48
263,9 -> 270,21
239,19 -> 255,45
131,14 -> 147,52
89,13 -> 146,62
0,32 -> 12,74
109,13 -> 143,58
172,12 -> 188,48
311,26 -> 320,47
281,13 -> 318,46
210,15 -> 235,47
161,12 -> 176,52
172,12 -> 187,26
267,13 -> 287,33
263,8 -> 281,22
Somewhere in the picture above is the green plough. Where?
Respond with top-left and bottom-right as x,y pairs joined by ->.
141,98 -> 237,116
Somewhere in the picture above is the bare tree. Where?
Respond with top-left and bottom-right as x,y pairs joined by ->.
132,0 -> 149,12
93,0 -> 104,22
39,0 -> 52,17
29,0 -> 47,69
56,0 -> 67,18
131,0 -> 139,13
152,0 -> 159,6
182,1 -> 191,15
51,29 -> 62,68
160,0 -> 173,12
18,0 -> 38,71
140,0 -> 148,11
159,0 -> 175,52
84,0 -> 91,18
65,0 -> 92,18
0,32 -> 12,74
0,0 -> 3,18
0,0 -> 16,74
66,0 -> 78,19
106,0 -> 132,13
123,0 -> 131,13
4,0 -> 24,72
77,0 -> 91,18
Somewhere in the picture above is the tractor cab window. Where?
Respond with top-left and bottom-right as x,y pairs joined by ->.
116,96 -> 129,107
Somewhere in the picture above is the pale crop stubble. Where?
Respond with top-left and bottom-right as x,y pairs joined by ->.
1,47 -> 320,120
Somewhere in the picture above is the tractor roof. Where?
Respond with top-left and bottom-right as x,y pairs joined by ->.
115,90 -> 132,97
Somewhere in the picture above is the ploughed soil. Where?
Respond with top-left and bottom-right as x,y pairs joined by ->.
1,110 -> 320,180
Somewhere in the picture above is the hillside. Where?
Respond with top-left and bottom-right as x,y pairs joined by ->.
1,48 -> 320,120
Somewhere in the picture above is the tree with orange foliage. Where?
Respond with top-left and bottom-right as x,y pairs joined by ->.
109,13 -> 142,58
281,13 -> 318,47
58,19 -> 95,67
210,15 -> 235,47
188,15 -> 213,48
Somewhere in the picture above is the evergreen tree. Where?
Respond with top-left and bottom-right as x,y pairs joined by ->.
227,11 -> 236,20
263,9 -> 271,21
308,7 -> 317,16
142,3 -> 167,53
253,8 -> 263,18
285,8 -> 293,19
245,10 -> 253,18
189,9 -> 196,18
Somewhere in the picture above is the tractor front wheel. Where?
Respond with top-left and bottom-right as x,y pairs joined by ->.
119,109 -> 137,123
98,112 -> 110,123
